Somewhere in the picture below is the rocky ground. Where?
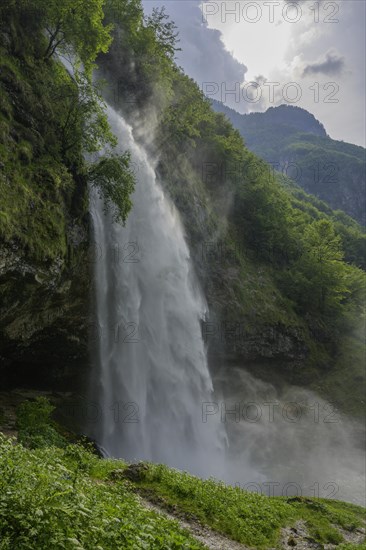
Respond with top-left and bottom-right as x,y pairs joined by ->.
140,496 -> 249,550
119,465 -> 366,550
139,495 -> 365,550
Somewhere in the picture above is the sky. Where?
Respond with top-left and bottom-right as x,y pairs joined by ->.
142,0 -> 366,146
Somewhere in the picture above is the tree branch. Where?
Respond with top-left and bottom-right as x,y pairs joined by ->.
44,21 -> 63,59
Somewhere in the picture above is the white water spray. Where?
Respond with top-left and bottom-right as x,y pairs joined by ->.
87,104 -> 365,506
89,105 -> 226,477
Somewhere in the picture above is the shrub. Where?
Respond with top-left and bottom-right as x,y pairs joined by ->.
16,397 -> 67,449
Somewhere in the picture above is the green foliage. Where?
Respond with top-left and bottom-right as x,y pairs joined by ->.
18,425 -> 67,450
288,220 -> 348,314
282,182 -> 366,270
145,7 -> 180,61
0,435 -> 205,549
1,0 -> 112,77
278,219 -> 365,341
16,397 -> 55,431
161,71 -> 214,148
0,44 -> 81,259
133,463 -> 365,549
16,398 -> 67,449
0,0 -> 135,261
88,152 -> 135,224
0,434 -> 364,549
51,67 -> 117,164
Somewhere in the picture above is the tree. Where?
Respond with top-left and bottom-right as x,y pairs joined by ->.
145,7 -> 180,61
49,66 -> 116,163
39,0 -> 112,77
88,153 -> 135,225
295,220 -> 348,314
38,0 -> 136,224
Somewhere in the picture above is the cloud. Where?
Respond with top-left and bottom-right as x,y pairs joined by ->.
301,50 -> 346,77
142,0 -> 365,146
142,0 -> 248,110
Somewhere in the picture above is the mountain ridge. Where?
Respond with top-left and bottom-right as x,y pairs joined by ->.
211,100 -> 366,225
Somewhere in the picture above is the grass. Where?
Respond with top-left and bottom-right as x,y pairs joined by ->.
128,463 -> 365,549
1,436 -> 364,549
0,435 -> 205,549
0,397 -> 364,549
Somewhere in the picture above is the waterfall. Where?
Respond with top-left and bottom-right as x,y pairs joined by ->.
89,105 -> 226,477
87,104 -> 365,505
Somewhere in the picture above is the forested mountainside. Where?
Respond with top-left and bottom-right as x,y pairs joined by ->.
212,101 -> 366,226
0,1 -> 365,548
0,9 -> 90,389
0,0 -> 133,389
0,0 -> 365,419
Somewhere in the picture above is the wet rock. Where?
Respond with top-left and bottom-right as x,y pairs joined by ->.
108,469 -> 126,481
113,462 -> 149,482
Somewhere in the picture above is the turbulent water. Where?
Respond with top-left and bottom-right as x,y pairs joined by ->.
88,105 -> 365,506
89,105 -> 227,478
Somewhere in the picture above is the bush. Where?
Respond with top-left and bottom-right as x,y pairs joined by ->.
0,434 -> 205,549
16,397 -> 67,449
88,152 -> 135,225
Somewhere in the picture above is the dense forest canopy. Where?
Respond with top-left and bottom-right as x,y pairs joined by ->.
212,100 -> 366,226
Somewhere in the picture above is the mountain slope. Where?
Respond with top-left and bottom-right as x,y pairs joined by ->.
96,4 -> 365,415
211,102 -> 366,225
0,0 -> 365,419
0,410 -> 365,550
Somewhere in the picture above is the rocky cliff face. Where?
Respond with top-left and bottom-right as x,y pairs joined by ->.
0,23 -> 91,391
153,151 -> 311,385
0,228 -> 90,390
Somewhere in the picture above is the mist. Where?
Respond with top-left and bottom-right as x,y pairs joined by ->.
86,101 -> 365,508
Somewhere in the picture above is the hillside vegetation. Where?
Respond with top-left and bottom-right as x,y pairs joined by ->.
211,102 -> 366,226
97,0 -> 365,413
0,0 -> 365,412
0,398 -> 364,549
0,0 -> 135,388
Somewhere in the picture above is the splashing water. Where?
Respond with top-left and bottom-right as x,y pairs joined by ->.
89,105 -> 227,478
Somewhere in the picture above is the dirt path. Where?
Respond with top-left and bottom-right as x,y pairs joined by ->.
140,496 -> 366,550
119,466 -> 366,550
138,495 -> 250,550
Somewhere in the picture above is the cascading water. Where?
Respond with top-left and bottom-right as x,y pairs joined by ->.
87,104 -> 365,506
89,105 -> 227,477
